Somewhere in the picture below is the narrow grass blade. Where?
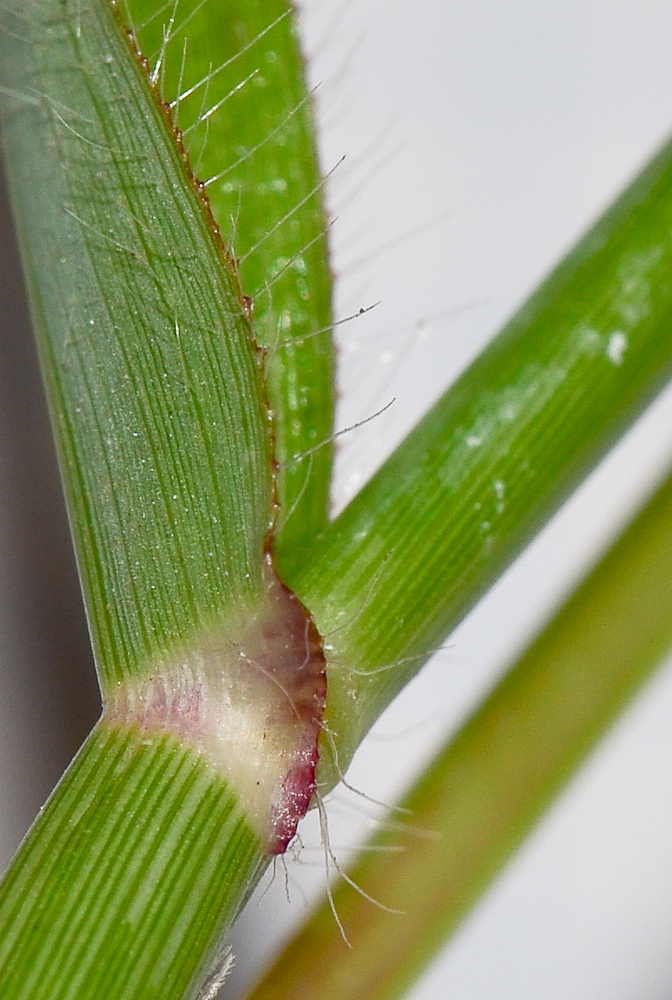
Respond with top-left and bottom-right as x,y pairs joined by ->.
121,0 -> 336,572
0,0 -> 272,689
296,135 -> 672,775
246,463 -> 672,1000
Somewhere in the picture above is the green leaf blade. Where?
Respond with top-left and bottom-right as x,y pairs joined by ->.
0,0 -> 273,686
124,0 -> 336,574
298,134 -> 672,772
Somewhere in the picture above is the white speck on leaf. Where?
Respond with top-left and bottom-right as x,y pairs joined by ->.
606,331 -> 628,366
493,478 -> 506,514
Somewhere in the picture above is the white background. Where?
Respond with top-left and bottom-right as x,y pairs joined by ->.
3,2 -> 672,999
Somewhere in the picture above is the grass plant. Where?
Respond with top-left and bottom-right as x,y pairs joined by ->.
1,1 -> 672,998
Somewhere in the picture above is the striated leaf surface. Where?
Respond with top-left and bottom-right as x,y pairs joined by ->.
0,0 -> 272,689
122,0 -> 336,574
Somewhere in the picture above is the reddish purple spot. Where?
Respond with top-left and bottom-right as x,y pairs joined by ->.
256,555 -> 327,854
268,752 -> 320,855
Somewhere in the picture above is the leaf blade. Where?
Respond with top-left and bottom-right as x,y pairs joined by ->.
123,0 -> 336,573
0,0 -> 272,687
297,135 -> 672,773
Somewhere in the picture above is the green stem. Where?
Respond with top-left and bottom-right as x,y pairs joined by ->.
0,723 -> 264,1000
298,134 -> 672,777
247,463 -> 672,1000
